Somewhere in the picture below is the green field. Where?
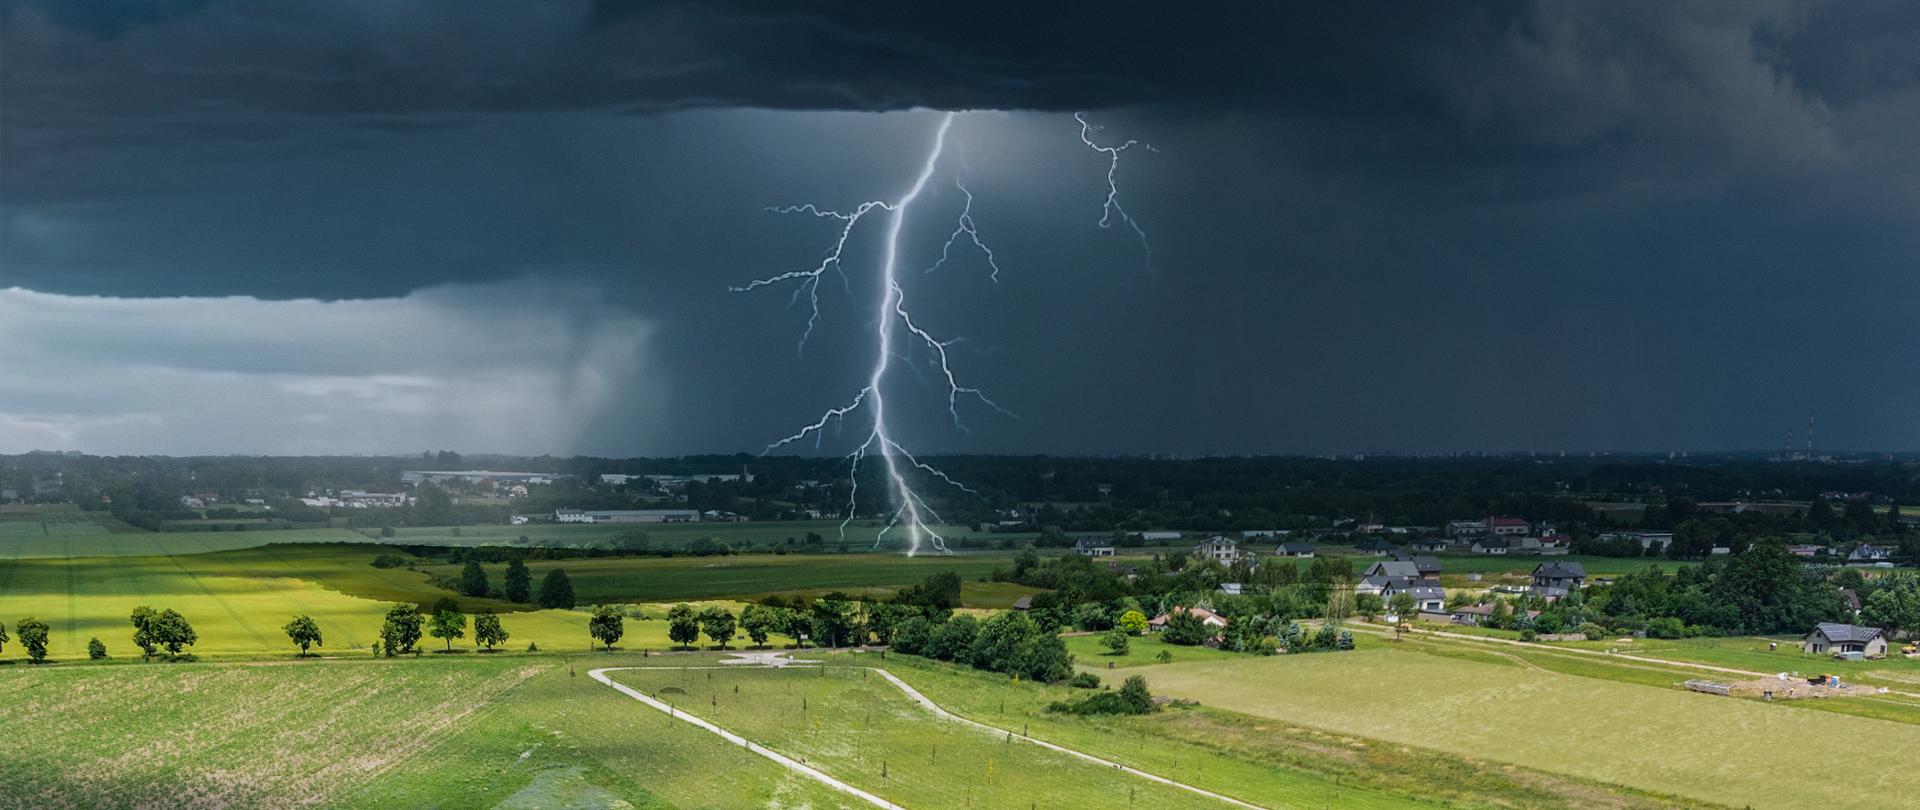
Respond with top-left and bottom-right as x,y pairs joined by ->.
1142,642 -> 1920,809
608,664 -> 1234,809
388,519 -> 1012,550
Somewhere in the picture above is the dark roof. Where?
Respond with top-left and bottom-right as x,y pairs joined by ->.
1011,596 -> 1032,610
1277,541 -> 1316,554
1412,555 -> 1442,571
1364,561 -> 1420,578
1810,622 -> 1882,643
1406,584 -> 1445,599
1073,536 -> 1113,550
1533,562 -> 1586,579
1354,538 -> 1396,550
1476,537 -> 1509,548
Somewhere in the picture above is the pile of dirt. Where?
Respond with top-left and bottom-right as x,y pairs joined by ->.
1728,677 -> 1880,700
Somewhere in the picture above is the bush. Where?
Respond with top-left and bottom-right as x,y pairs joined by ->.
1519,629 -> 1538,642
1578,622 -> 1606,641
87,637 -> 108,660
1646,616 -> 1686,639
370,554 -> 410,569
1068,672 -> 1101,689
1047,674 -> 1156,716
1100,628 -> 1130,656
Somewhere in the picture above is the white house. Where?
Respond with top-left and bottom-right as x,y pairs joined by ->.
1073,537 -> 1117,557
1193,536 -> 1243,564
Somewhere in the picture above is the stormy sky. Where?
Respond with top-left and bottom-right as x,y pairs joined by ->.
3,1 -> 1917,456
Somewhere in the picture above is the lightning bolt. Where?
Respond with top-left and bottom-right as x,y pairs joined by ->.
736,111 -> 1150,556
1076,112 -> 1153,271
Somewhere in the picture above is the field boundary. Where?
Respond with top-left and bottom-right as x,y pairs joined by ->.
592,662 -> 1267,809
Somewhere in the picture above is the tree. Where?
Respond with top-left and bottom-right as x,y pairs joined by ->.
1101,628 -> 1131,655
698,606 -> 736,649
504,559 -> 533,603
130,606 -> 160,659
665,603 -> 700,648
809,599 -> 857,648
473,611 -> 508,651
1355,593 -> 1384,620
0,621 -> 7,656
430,604 -> 467,651
739,603 -> 777,648
143,609 -> 197,656
17,617 -> 50,663
1117,609 -> 1149,635
1862,573 -> 1920,638
1118,674 -> 1155,713
1160,610 -> 1211,646
538,569 -> 576,609
459,560 -> 490,598
283,615 -> 323,657
381,603 -> 423,657
589,605 -> 625,650
1388,592 -> 1416,618
88,637 -> 108,660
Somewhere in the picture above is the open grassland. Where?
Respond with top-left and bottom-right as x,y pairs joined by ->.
871,653 -> 1703,809
0,654 -> 862,809
609,664 -> 1236,809
0,527 -> 374,560
388,519 -> 1018,550
425,551 -> 1020,605
1141,643 -> 1920,810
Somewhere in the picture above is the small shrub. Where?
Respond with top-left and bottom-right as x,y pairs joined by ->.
1519,629 -> 1538,642
1047,675 -> 1156,716
87,637 -> 109,660
1068,672 -> 1101,689
527,641 -> 540,652
1155,650 -> 1173,663
1579,622 -> 1606,641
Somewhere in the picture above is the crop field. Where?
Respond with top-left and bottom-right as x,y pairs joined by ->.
424,551 -> 1021,605
388,519 -> 1019,550
0,544 -> 702,659
608,664 -> 1235,809
1141,642 -> 1920,809
0,527 -> 377,560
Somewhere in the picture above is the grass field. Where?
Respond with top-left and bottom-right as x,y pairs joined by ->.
608,664 -> 1236,809
1141,642 -> 1920,809
387,519 -> 1019,551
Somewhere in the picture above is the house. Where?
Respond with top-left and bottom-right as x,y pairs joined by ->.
1403,582 -> 1447,613
1140,531 -> 1183,542
1240,529 -> 1287,539
1449,604 -> 1495,625
1362,561 -> 1421,579
1839,588 -> 1862,616
1073,536 -> 1117,557
1217,583 -> 1244,596
1488,516 -> 1531,537
1847,544 -> 1892,565
1193,536 -> 1243,564
1601,531 -> 1673,551
1410,537 -> 1449,553
1530,562 -> 1586,593
1411,556 -> 1443,580
1353,538 -> 1397,556
1800,623 -> 1887,657
1446,519 -> 1488,538
1788,544 -> 1827,558
1470,537 -> 1510,555
1011,596 -> 1033,611
1149,606 -> 1228,630
1274,541 -> 1317,558
1355,575 -> 1399,598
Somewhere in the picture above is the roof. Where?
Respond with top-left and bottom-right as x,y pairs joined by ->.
1475,537 -> 1509,548
1276,541 -> 1316,553
1411,555 -> 1442,571
1533,562 -> 1587,579
1195,536 -> 1237,548
1809,622 -> 1883,643
1453,604 -> 1496,616
1490,517 -> 1529,527
1011,596 -> 1033,610
1354,538 -> 1396,550
1406,585 -> 1445,600
1364,561 -> 1420,578
1412,537 -> 1449,547
1150,606 -> 1227,626
1073,536 -> 1114,550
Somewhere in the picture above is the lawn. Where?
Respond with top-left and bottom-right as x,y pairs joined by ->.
1141,643 -> 1920,810
608,664 -> 1235,809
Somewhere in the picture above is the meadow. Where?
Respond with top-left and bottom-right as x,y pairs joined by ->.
420,551 -> 1023,605
1140,642 -> 1920,810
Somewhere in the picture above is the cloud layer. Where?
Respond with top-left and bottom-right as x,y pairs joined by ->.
0,282 -> 657,455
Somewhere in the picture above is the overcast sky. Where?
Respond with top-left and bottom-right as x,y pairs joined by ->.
3,1 -> 1917,456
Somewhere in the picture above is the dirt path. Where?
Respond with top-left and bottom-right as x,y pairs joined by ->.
591,659 -> 1267,809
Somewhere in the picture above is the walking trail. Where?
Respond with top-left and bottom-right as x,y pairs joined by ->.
590,655 -> 1266,810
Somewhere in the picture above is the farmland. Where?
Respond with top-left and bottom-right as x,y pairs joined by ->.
419,550 -> 1024,605
1140,641 -> 1920,810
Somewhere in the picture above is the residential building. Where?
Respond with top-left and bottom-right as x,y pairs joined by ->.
1488,516 -> 1531,537
1193,536 -> 1243,564
1530,562 -> 1586,597
1140,531 -> 1183,542
1274,541 -> 1316,558
1073,536 -> 1117,557
1410,537 -> 1449,553
1362,560 -> 1420,579
1847,544 -> 1892,565
1800,623 -> 1888,657
1600,531 -> 1673,551
1470,537 -> 1509,555
1411,556 -> 1442,580
1149,606 -> 1228,631
554,508 -> 700,524
1353,538 -> 1397,556
1403,582 -> 1446,613
1446,519 -> 1488,538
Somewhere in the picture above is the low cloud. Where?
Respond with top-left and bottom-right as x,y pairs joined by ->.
0,281 -> 657,455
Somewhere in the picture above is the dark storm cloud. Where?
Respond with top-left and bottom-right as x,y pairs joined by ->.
3,1 -> 1919,455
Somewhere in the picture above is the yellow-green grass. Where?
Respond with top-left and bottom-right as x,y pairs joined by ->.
1141,643 -> 1920,809
727,579 -> 1040,610
872,652 -> 1696,809
0,545 -> 700,659
608,663 -> 1234,809
423,551 -> 1019,605
0,654 -> 857,809
1546,635 -> 1920,690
